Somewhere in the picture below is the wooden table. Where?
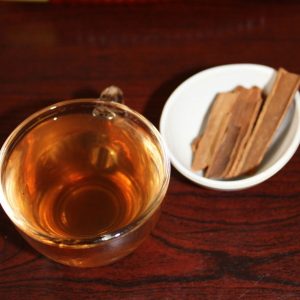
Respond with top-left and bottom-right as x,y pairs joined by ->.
1,1 -> 300,299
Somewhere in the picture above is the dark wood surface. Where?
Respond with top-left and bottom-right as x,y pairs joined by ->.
1,1 -> 300,299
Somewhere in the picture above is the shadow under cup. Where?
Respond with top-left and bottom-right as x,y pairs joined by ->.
0,99 -> 170,267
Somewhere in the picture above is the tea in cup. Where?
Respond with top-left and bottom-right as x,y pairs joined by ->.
0,89 -> 170,267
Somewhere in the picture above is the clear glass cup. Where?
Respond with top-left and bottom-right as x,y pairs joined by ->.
0,98 -> 170,267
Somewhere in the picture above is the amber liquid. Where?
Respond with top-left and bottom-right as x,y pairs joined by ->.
4,112 -> 163,240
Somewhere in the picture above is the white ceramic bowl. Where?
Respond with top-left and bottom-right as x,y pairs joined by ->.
160,64 -> 300,191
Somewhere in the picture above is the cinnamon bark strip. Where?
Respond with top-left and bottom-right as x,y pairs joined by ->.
223,87 -> 263,178
191,91 -> 238,171
205,87 -> 262,178
205,122 -> 240,178
235,68 -> 300,176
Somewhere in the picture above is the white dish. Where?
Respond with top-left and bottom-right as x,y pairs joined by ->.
159,64 -> 300,191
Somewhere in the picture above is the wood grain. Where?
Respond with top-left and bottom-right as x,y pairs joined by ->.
1,1 -> 300,299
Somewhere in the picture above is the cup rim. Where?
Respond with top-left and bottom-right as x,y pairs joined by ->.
0,99 -> 171,248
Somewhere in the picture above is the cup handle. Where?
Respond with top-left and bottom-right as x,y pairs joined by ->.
99,86 -> 124,104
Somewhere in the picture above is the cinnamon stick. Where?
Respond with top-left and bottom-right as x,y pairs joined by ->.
206,87 -> 263,178
235,68 -> 300,176
223,87 -> 263,178
191,91 -> 238,171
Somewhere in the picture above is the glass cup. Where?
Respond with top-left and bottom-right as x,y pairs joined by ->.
0,94 -> 170,267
